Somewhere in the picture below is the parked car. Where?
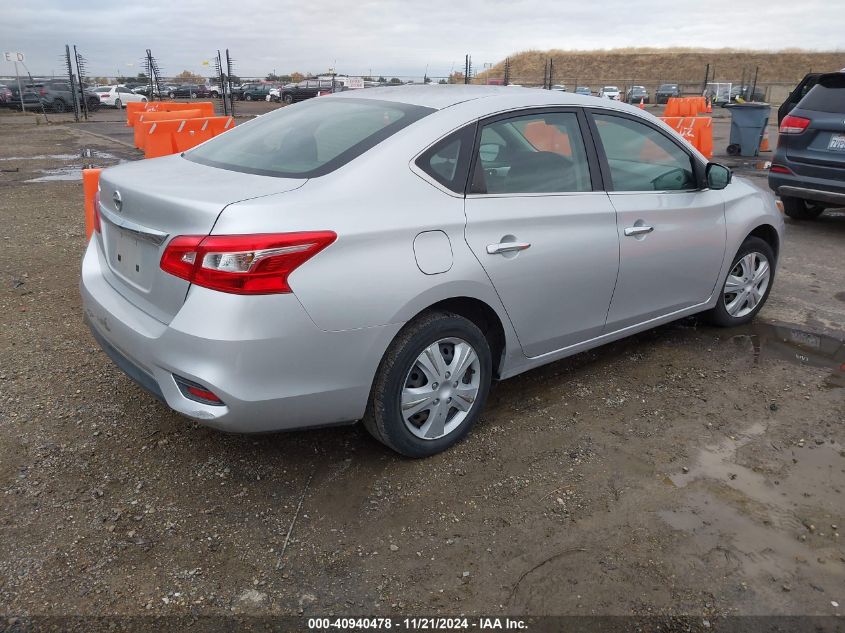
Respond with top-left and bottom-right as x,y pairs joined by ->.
167,84 -> 211,99
625,86 -> 650,104
0,84 -> 13,107
82,86 -> 782,457
275,79 -> 334,104
768,70 -> 845,220
656,83 -> 680,103
239,84 -> 274,101
550,84 -> 566,92
574,86 -> 592,96
599,86 -> 621,100
93,85 -> 148,109
16,80 -> 101,113
6,84 -> 41,110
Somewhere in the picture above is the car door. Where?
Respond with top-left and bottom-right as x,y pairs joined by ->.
587,110 -> 726,332
463,108 -> 620,357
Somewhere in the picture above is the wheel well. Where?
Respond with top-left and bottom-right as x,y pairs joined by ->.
747,224 -> 780,260
424,297 -> 507,378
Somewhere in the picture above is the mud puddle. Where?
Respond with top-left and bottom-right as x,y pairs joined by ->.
20,148 -> 123,183
721,321 -> 845,388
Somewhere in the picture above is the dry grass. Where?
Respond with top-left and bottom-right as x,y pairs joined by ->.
476,47 -> 844,85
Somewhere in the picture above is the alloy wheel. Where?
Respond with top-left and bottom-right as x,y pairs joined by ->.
401,337 -> 481,440
723,252 -> 770,317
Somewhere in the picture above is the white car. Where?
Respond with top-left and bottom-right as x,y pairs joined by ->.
267,87 -> 280,102
599,86 -> 621,100
93,85 -> 147,109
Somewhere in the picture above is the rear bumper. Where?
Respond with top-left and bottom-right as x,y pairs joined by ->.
769,168 -> 845,206
80,239 -> 400,433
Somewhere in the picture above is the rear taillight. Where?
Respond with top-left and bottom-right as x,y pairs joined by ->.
160,232 -> 336,294
93,190 -> 102,233
769,164 -> 793,175
39,88 -> 46,96
173,375 -> 224,406
779,115 -> 810,135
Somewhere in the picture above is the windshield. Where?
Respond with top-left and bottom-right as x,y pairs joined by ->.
187,97 -> 434,178
604,87 -> 618,91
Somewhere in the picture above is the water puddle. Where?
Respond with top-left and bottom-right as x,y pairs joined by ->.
16,148 -> 124,183
720,321 -> 845,389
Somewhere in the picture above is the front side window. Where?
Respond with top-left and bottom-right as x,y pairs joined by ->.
471,111 -> 592,194
187,98 -> 433,178
592,113 -> 697,191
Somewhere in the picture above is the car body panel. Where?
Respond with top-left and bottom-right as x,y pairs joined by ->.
81,85 -> 783,433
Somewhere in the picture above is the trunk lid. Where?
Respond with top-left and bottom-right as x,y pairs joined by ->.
96,155 -> 306,323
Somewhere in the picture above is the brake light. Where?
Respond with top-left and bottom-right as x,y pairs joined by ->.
769,164 -> 793,175
93,190 -> 102,233
779,115 -> 810,134
39,88 -> 46,96
160,232 -> 337,294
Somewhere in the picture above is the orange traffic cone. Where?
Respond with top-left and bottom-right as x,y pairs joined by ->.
760,129 -> 770,152
706,98 -> 712,113
638,97 -> 645,109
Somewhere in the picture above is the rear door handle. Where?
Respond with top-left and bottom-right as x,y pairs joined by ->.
624,225 -> 654,237
487,242 -> 531,255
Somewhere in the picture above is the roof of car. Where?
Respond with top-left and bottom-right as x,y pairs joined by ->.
330,84 -> 622,110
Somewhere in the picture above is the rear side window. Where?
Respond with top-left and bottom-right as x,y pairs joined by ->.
471,111 -> 592,194
798,74 -> 845,113
187,98 -> 433,178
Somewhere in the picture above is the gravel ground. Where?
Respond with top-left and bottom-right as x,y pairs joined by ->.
0,112 -> 843,626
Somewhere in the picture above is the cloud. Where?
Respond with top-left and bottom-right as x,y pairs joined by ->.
1,0 -> 842,78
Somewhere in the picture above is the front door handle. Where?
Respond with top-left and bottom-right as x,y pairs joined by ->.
487,242 -> 531,255
624,225 -> 654,237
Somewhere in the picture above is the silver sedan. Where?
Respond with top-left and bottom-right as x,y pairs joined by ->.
81,85 -> 783,456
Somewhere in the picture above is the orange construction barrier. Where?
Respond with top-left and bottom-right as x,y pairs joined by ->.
125,102 -> 147,127
173,116 -> 235,152
142,120 -> 186,159
82,168 -> 102,240
127,101 -> 215,127
134,109 -> 203,149
658,116 -> 713,159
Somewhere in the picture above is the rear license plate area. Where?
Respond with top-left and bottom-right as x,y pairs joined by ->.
105,226 -> 156,290
828,134 -> 845,151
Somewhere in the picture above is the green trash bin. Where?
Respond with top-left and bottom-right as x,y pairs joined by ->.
725,103 -> 771,157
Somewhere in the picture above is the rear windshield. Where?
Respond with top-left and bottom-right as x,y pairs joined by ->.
798,73 -> 845,113
186,98 -> 433,178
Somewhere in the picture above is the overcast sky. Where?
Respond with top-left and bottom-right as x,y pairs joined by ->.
2,0 -> 843,79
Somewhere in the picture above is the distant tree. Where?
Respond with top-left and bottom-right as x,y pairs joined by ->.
290,72 -> 305,83
389,77 -> 401,84
362,76 -> 374,82
174,70 -> 204,83
265,73 -> 280,81
448,71 -> 465,84
438,78 -> 447,84
136,72 -> 149,81
424,75 -> 431,83
377,76 -> 386,83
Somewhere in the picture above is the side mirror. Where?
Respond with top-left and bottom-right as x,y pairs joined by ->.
706,162 -> 732,190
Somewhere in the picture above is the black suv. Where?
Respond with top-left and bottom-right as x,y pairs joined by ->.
167,84 -> 211,99
768,71 -> 845,220
655,83 -> 680,103
276,79 -> 334,104
12,80 -> 100,113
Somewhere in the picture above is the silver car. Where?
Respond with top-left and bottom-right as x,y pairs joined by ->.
81,85 -> 783,457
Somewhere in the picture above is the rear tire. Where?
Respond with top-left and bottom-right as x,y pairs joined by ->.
363,311 -> 492,458
282,93 -> 293,105
114,98 -> 122,109
781,196 -> 825,221
52,99 -> 66,113
705,236 -> 775,327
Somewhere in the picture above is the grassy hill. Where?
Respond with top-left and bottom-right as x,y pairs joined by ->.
475,48 -> 844,85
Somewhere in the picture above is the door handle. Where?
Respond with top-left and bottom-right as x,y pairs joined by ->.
487,242 -> 531,255
624,225 -> 654,237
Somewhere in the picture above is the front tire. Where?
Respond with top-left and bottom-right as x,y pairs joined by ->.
363,311 -> 492,457
282,93 -> 293,105
705,236 -> 775,327
52,99 -> 67,113
114,98 -> 122,109
781,196 -> 825,221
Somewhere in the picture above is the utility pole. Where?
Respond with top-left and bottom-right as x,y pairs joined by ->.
503,57 -> 510,86
548,58 -> 554,90
702,63 -> 710,95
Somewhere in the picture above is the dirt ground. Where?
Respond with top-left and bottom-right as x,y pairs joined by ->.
0,110 -> 843,626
